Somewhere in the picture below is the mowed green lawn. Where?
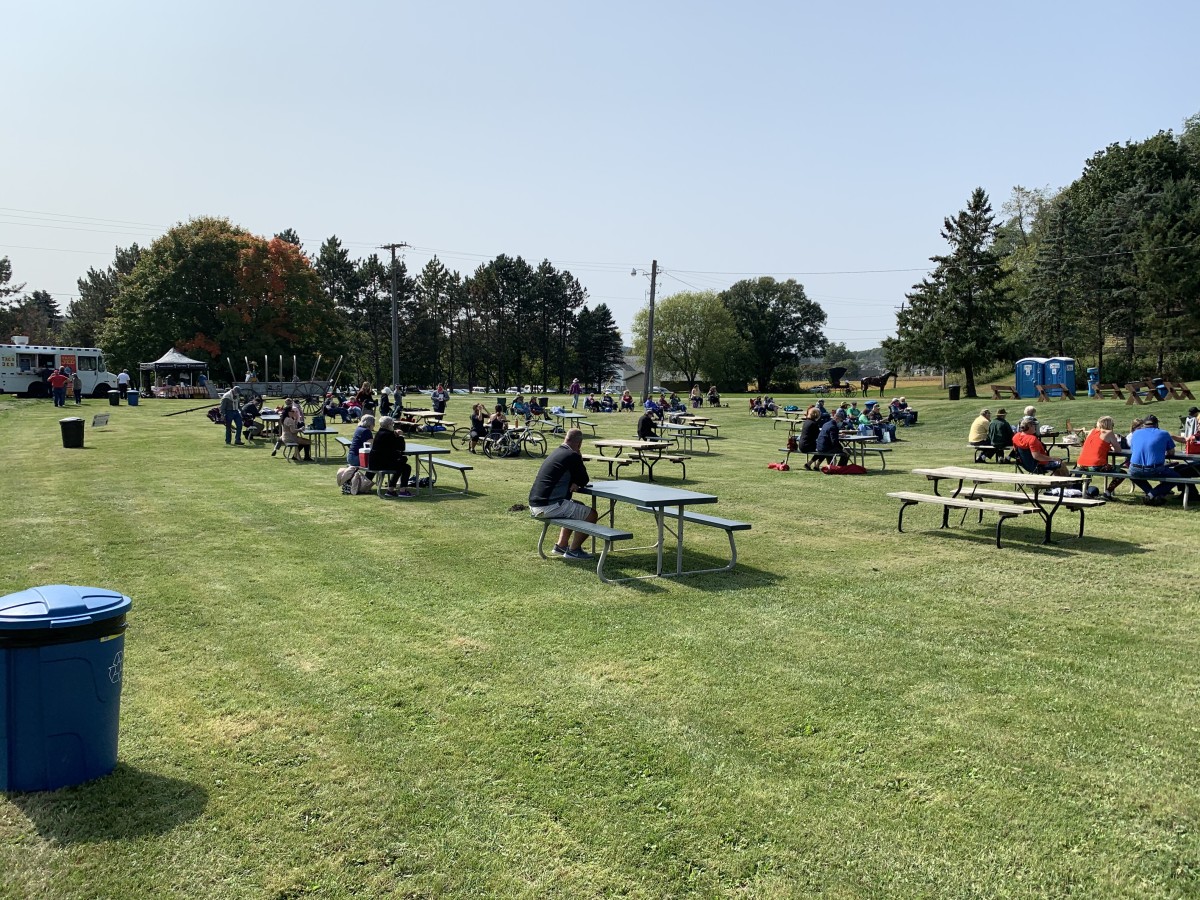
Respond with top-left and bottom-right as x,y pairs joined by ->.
1,388 -> 1198,898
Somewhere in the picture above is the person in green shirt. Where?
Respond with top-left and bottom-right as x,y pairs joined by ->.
986,408 -> 1015,461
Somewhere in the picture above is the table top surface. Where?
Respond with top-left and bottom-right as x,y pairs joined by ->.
413,411 -> 444,419
582,480 -> 718,507
260,413 -> 281,421
594,439 -> 670,450
912,466 -> 1083,487
302,428 -> 339,435
676,415 -> 710,422
658,422 -> 702,432
555,412 -> 586,420
403,441 -> 452,455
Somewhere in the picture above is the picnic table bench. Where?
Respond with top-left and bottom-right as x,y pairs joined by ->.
1036,383 -> 1075,401
628,451 -> 689,482
989,384 -> 1019,400
887,491 -> 1041,547
580,452 -> 634,479
1093,383 -> 1125,400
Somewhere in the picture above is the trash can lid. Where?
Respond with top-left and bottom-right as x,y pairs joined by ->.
0,585 -> 131,630
59,417 -> 84,423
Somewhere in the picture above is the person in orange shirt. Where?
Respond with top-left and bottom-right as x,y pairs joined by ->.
1075,415 -> 1126,500
1012,417 -> 1069,476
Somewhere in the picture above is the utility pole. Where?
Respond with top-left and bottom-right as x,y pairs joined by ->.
380,242 -> 408,405
633,260 -> 659,404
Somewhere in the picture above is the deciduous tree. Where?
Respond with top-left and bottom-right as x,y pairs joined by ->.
719,277 -> 827,390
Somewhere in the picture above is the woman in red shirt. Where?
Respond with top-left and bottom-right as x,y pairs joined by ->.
1075,415 -> 1126,500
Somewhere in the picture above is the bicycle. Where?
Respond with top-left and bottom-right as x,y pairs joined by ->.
482,425 -> 546,459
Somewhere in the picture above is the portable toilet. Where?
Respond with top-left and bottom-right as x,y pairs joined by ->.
1015,357 -> 1047,399
1043,357 -> 1075,397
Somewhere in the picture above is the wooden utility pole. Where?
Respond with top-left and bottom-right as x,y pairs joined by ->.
642,259 -> 658,404
380,242 -> 409,399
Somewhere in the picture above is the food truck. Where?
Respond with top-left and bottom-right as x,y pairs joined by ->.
0,336 -> 119,398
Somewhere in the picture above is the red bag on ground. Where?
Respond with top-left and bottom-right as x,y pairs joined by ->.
821,464 -> 868,475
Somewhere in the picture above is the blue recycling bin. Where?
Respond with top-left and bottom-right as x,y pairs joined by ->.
0,585 -> 131,792
1087,367 -> 1100,397
126,390 -> 139,406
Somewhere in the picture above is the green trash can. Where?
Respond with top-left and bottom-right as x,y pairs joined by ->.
59,417 -> 85,448
126,390 -> 139,407
108,391 -> 120,407
948,384 -> 961,401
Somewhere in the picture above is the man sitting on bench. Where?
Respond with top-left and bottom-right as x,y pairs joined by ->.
528,428 -> 598,561
1128,414 -> 1199,506
1012,417 -> 1068,476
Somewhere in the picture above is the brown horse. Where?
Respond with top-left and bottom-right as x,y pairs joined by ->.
860,370 -> 896,397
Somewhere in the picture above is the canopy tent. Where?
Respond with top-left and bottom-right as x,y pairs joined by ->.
138,348 -> 211,396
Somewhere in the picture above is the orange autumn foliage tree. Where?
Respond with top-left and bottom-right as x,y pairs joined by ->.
102,217 -> 343,372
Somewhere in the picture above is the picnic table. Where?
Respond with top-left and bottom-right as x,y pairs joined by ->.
301,427 -> 339,461
551,480 -> 749,583
592,439 -> 686,482
657,421 -> 709,452
894,466 -> 1103,547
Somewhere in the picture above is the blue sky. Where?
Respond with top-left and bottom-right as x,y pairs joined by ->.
3,0 -> 1197,350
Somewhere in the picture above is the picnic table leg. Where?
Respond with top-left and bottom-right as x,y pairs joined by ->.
675,507 -> 684,575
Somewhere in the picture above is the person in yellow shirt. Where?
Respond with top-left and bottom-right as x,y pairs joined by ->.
969,408 -> 994,462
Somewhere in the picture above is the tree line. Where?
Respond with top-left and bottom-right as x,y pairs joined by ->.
0,218 -> 626,393
884,112 -> 1200,397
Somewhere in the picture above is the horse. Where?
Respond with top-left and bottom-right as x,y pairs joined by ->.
860,370 -> 896,397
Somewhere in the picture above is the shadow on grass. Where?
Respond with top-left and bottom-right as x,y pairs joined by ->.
7,763 -> 208,843
900,526 -> 1150,556
592,551 -> 785,592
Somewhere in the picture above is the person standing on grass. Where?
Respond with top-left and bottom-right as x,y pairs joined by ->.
569,377 -> 582,408
48,368 -> 69,407
431,383 -> 449,414
220,387 -> 243,445
528,428 -> 598,561
117,368 -> 131,398
71,371 -> 83,405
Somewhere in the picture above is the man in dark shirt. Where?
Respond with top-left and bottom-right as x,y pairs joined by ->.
528,428 -> 597,560
814,410 -> 850,467
637,410 -> 658,442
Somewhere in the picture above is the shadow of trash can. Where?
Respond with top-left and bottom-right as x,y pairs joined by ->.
126,390 -> 139,407
948,384 -> 961,401
0,585 -> 132,792
107,390 -> 120,407
59,417 -> 85,449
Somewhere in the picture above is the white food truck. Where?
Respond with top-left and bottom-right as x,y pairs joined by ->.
0,336 -> 119,398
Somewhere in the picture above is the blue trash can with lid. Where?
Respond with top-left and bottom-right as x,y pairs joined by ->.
0,585 -> 131,792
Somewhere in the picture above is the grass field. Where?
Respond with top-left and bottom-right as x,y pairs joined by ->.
2,385 -> 1199,898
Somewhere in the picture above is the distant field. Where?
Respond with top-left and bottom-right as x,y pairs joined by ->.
2,390 -> 1198,898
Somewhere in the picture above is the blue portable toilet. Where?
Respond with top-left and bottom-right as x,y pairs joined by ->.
1043,357 -> 1076,397
0,585 -> 131,792
1015,357 -> 1047,399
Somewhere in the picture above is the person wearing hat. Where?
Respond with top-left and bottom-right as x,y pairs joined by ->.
1127,414 -> 1197,505
987,408 -> 1016,461
968,408 -> 994,462
1012,416 -> 1068,476
569,377 -> 582,408
219,386 -> 243,445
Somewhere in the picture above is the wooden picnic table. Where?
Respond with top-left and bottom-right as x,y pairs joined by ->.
905,465 -> 1101,545
593,439 -> 682,482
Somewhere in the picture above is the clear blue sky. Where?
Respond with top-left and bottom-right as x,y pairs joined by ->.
3,0 -> 1197,350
